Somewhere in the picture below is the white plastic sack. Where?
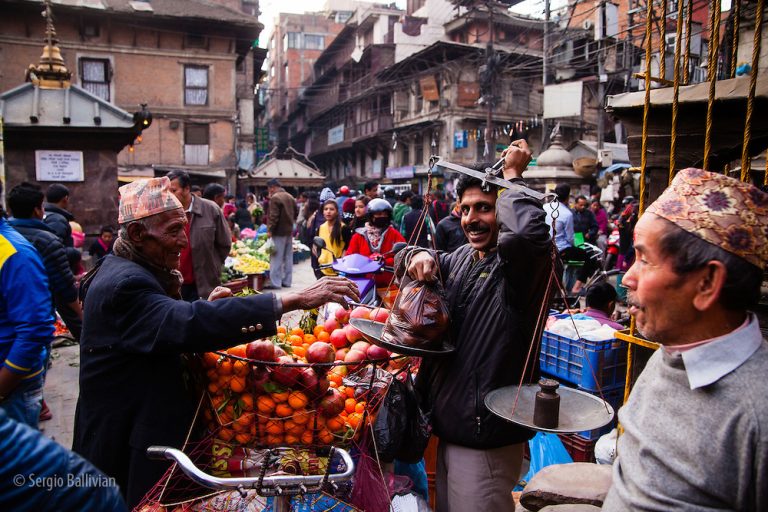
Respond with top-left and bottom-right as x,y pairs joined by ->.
595,428 -> 619,465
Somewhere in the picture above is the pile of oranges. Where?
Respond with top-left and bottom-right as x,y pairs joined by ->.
201,333 -> 375,448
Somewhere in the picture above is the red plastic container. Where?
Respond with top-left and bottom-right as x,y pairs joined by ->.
557,433 -> 596,463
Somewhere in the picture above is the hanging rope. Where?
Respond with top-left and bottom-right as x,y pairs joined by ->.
731,0 -> 741,78
669,0 -> 687,184
703,0 -> 722,171
660,0 -> 667,80
683,0 -> 694,84
741,0 -> 765,182
638,0 -> 655,214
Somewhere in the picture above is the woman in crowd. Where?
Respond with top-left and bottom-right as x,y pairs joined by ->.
314,199 -> 351,278
347,198 -> 406,288
351,195 -> 369,231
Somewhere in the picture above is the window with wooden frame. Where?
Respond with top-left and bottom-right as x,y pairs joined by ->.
80,58 -> 111,101
184,65 -> 209,106
184,124 -> 210,165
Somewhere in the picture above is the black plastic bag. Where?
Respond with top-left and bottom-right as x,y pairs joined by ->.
396,372 -> 432,464
373,371 -> 432,464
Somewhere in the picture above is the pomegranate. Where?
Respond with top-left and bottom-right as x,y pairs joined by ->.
344,349 -> 366,371
335,348 -> 349,361
270,356 -> 300,387
318,388 -> 345,418
298,367 -> 329,399
245,340 -> 276,362
366,344 -> 390,360
274,345 -> 287,358
306,342 -> 335,364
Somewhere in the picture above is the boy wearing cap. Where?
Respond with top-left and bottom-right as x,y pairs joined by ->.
603,169 -> 768,511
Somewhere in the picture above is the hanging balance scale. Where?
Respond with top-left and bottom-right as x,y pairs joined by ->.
356,152 -> 615,433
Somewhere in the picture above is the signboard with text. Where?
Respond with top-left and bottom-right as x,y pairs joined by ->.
35,150 -> 84,182
328,124 -> 345,146
385,166 -> 415,180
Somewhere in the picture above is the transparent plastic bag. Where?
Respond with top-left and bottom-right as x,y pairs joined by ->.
381,280 -> 450,349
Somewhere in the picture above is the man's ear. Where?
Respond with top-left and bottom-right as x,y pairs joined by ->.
126,222 -> 145,245
692,260 -> 727,312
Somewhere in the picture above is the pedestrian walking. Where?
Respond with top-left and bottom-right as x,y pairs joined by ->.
265,179 -> 297,288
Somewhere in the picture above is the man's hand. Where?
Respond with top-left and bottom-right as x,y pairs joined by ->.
500,139 -> 532,180
406,251 -> 438,282
281,276 -> 360,311
208,286 -> 233,301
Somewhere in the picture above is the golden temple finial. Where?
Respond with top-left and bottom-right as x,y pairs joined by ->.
26,0 -> 71,89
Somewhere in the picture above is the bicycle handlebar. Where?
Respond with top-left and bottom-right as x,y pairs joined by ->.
146,446 -> 355,492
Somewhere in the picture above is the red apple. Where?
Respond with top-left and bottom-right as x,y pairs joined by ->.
334,307 -> 350,325
344,350 -> 366,365
350,306 -> 371,319
307,342 -> 335,364
350,341 -> 370,353
329,329 -> 349,349
335,348 -> 349,361
369,307 -> 390,323
345,324 -> 363,343
323,318 -> 339,332
367,344 -> 390,360
245,340 -> 276,362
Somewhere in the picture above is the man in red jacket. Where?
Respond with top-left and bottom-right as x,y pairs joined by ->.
346,198 -> 405,288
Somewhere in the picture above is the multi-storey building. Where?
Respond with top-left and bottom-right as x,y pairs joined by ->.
0,0 -> 264,190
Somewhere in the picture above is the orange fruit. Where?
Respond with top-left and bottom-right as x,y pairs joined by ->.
292,410 -> 311,425
328,372 -> 343,386
284,433 -> 301,445
288,391 -> 308,410
204,409 -> 213,421
275,403 -> 293,418
265,419 -> 284,434
206,368 -> 218,381
272,391 -> 290,403
326,416 -> 345,433
284,420 -> 304,436
235,432 -> 252,444
277,333 -> 286,341
301,430 -> 315,444
288,335 -> 303,346
229,375 -> 246,393
233,360 -> 249,377
348,412 -> 362,429
290,327 -> 304,338
227,344 -> 248,358
266,434 -> 284,445
318,429 -> 333,444
317,331 -> 330,342
256,395 -> 276,414
344,398 -> 357,414
313,325 -> 326,338
344,386 -> 356,399
239,393 -> 255,411
277,326 -> 287,335
207,381 -> 220,394
235,413 -> 253,428
218,360 -> 233,376
292,346 -> 306,359
329,381 -> 338,388
203,352 -> 220,368
303,334 -> 317,344
355,401 -> 366,414
218,428 -> 235,441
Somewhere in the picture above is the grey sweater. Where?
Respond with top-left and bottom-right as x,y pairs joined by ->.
603,340 -> 768,511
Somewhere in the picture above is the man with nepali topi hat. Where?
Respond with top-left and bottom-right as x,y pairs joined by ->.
603,168 -> 768,511
73,177 -> 359,508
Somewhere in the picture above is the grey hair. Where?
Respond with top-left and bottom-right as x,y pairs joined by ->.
656,218 -> 762,311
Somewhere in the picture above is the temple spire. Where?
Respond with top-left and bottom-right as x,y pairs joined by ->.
26,0 -> 71,88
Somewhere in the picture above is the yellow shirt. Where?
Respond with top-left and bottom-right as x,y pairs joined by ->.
318,222 -> 345,276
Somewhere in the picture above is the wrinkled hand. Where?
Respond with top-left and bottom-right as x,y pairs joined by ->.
207,286 -> 233,301
406,251 -> 438,282
500,139 -> 532,180
282,276 -> 360,311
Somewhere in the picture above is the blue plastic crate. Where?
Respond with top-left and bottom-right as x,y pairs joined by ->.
576,385 -> 624,440
539,319 -> 627,392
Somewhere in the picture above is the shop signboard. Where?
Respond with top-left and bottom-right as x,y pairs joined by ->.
328,124 -> 345,146
385,165 -> 415,180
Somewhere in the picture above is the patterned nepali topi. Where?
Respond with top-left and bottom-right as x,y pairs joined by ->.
118,176 -> 183,224
646,168 -> 768,270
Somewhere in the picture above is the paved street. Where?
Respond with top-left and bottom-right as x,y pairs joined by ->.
40,259 -> 318,449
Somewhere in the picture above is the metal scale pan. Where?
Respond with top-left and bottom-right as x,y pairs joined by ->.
349,318 -> 455,357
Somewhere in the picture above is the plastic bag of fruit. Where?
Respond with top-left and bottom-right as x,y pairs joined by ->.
381,279 -> 450,349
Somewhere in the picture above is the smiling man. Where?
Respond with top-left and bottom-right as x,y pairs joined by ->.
603,168 -> 768,511
396,140 -> 552,511
73,177 -> 360,508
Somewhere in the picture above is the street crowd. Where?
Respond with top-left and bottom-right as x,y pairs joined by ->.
0,140 -> 766,511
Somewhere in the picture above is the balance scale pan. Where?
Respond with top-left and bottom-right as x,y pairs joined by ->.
349,318 -> 455,357
485,384 -> 615,434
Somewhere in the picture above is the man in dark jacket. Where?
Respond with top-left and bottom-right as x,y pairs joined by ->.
266,179 -> 297,288
73,177 -> 358,508
572,195 -> 599,245
8,183 -> 82,340
434,203 -> 467,252
43,184 -> 80,269
167,170 -> 232,301
397,140 -> 552,511
401,195 -> 432,248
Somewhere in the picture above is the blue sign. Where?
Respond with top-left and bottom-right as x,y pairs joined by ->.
454,130 -> 468,149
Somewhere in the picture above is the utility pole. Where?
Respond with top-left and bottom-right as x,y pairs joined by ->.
541,0 -> 550,151
597,0 -> 606,157
484,1 -> 495,157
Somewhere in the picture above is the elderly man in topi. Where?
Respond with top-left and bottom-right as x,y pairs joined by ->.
603,168 -> 768,511
73,177 -> 359,509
